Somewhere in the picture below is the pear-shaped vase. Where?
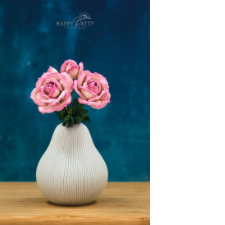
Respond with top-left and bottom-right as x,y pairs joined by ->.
36,123 -> 108,205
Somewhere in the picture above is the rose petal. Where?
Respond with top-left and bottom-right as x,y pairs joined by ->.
87,80 -> 101,95
36,93 -> 56,104
73,80 -> 86,100
83,81 -> 88,88
44,72 -> 73,93
87,90 -> 107,102
60,79 -> 69,93
44,73 -> 62,82
66,61 -> 77,71
41,72 -> 50,79
86,72 -> 107,83
85,75 -> 92,83
89,72 -> 107,81
40,86 -> 50,97
78,98 -> 110,109
45,78 -> 62,91
60,59 -> 77,73
77,62 -> 84,79
91,100 -> 110,109
86,72 -> 109,91
56,94 -> 72,109
49,91 -> 65,106
99,79 -> 109,91
60,72 -> 73,93
30,88 -> 46,106
78,98 -> 92,106
36,77 -> 46,92
38,94 -> 72,114
38,104 -> 59,114
48,86 -> 61,98
77,70 -> 90,88
78,62 -> 84,70
100,89 -> 111,101
67,66 -> 80,80
80,87 -> 97,100
47,66 -> 58,73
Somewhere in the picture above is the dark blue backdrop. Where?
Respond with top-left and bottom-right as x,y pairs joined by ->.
0,0 -> 149,181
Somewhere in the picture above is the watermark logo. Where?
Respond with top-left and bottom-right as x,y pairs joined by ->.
56,12 -> 94,29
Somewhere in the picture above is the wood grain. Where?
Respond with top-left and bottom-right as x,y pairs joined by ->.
0,182 -> 150,225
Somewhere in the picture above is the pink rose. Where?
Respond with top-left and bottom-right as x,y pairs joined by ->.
30,66 -> 73,114
74,70 -> 111,109
60,59 -> 83,80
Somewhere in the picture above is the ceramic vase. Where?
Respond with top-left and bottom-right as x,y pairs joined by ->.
36,123 -> 108,205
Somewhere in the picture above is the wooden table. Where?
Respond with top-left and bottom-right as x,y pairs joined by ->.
0,182 -> 150,225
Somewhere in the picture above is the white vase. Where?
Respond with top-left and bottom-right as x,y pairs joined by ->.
36,123 -> 108,205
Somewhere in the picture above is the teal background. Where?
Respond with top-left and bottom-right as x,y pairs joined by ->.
0,0 -> 149,181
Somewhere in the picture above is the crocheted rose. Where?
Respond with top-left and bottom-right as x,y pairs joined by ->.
30,66 -> 73,114
60,59 -> 83,80
74,70 -> 111,109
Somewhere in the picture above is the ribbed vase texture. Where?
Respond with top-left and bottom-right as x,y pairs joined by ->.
36,123 -> 108,205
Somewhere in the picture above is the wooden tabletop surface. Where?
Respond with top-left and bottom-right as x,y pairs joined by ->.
0,182 -> 150,225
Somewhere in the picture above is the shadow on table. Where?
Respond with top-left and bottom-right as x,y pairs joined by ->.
46,200 -> 97,207
19,195 -> 127,207
46,196 -> 127,207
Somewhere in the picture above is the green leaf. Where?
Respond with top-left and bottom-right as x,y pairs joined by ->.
82,116 -> 90,122
61,108 -> 68,118
74,116 -> 82,124
71,99 -> 90,123
78,109 -> 88,120
72,99 -> 79,108
63,115 -> 70,123
72,99 -> 84,116
67,119 -> 72,127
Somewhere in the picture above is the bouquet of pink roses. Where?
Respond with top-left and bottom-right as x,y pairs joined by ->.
30,59 -> 111,127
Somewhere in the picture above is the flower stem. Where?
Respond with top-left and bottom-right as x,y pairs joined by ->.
66,107 -> 73,124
